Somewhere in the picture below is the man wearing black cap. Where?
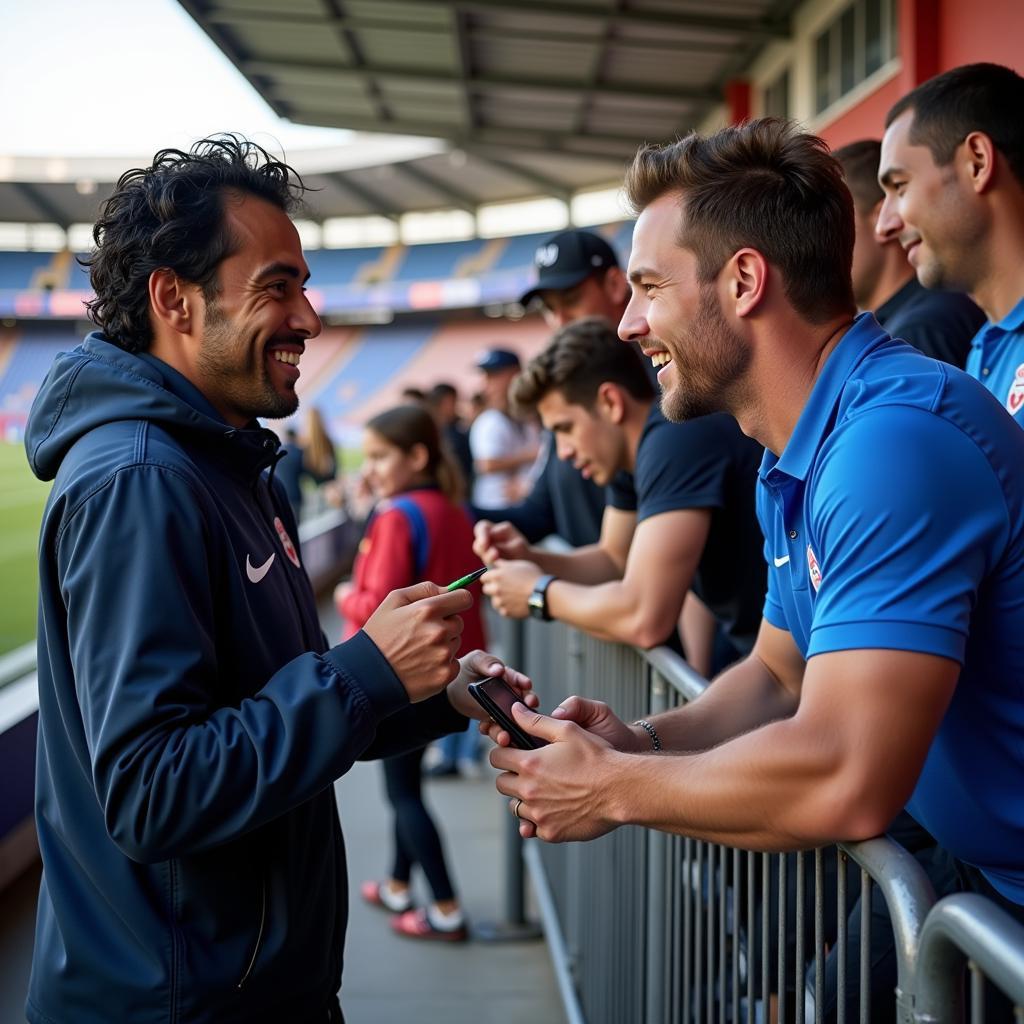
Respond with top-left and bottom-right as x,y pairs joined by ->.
520,228 -> 631,329
469,229 -> 629,550
468,227 -> 626,548
469,347 -> 540,510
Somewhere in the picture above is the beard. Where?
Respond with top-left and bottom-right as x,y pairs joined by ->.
660,285 -> 752,423
198,299 -> 300,423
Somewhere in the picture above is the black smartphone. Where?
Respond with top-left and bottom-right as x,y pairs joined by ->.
468,676 -> 547,750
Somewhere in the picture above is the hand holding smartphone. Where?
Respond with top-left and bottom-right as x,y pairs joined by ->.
468,676 -> 548,750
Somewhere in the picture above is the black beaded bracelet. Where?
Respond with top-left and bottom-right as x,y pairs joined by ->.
633,718 -> 662,752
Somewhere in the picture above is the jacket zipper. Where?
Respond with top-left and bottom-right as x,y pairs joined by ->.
237,878 -> 267,989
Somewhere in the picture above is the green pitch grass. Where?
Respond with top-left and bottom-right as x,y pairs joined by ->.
0,442 -> 49,657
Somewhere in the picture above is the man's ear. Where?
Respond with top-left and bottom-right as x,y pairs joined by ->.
149,268 -> 199,335
727,249 -> 769,319
962,131 -> 997,195
595,381 -> 626,424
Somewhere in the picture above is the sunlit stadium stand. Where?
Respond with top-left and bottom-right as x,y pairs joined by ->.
305,246 -> 385,286
337,315 -> 553,428
390,237 -> 483,282
0,253 -> 53,291
0,222 -> 634,440
0,325 -> 79,438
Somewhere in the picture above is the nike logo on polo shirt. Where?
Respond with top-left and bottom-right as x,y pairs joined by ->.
246,553 -> 276,583
773,555 -> 790,567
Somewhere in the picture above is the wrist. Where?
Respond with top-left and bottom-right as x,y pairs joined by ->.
603,750 -> 638,826
632,718 -> 662,752
527,573 -> 557,621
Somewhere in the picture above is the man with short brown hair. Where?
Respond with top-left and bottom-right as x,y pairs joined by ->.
477,316 -> 765,656
878,63 -> 1024,421
489,119 -> 1024,925
833,138 -> 982,366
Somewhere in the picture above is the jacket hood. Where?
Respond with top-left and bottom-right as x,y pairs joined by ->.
25,332 -> 281,482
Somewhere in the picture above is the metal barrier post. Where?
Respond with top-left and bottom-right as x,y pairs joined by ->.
645,667 -> 671,1024
839,837 -> 938,1024
913,894 -> 1024,1024
474,615 -> 542,942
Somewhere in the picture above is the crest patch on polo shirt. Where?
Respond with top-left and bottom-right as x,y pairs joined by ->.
806,544 -> 822,592
1005,364 -> 1024,416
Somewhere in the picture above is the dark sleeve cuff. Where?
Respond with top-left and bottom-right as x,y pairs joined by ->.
322,629 -> 410,720
359,689 -> 470,760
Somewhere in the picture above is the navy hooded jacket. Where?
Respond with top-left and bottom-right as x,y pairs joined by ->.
24,334 -> 466,1024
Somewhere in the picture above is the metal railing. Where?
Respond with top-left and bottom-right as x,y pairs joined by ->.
498,613 -> 1024,1024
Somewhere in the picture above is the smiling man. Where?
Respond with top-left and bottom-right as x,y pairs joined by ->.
877,63 -> 1024,422
477,316 -> 764,657
487,120 -> 1024,932
23,136 -> 533,1024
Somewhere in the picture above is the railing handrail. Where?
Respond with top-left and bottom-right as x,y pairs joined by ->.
915,893 -> 1024,1019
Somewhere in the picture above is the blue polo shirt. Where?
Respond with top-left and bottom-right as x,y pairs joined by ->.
965,294 -> 1024,424
758,313 -> 1024,904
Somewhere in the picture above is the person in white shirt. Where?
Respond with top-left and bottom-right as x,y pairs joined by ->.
469,348 -> 540,510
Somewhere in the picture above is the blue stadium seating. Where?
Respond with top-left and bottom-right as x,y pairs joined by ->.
304,322 -> 433,418
66,256 -> 92,292
0,252 -> 54,290
0,326 -> 79,418
0,222 -> 636,298
392,238 -> 482,282
489,231 -> 550,272
306,247 -> 384,286
611,221 -> 634,260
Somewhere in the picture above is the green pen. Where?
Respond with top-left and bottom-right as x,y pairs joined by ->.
446,566 -> 489,591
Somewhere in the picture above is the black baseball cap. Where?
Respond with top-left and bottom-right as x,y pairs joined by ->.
475,348 -> 521,373
519,229 -> 621,307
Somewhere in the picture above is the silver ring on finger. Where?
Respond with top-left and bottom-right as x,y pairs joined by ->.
512,797 -> 523,820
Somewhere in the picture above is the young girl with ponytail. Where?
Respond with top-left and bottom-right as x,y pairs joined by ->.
336,403 -> 484,941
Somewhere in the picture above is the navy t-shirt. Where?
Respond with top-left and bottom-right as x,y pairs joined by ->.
609,405 -> 765,652
875,276 -> 984,368
471,431 -> 605,547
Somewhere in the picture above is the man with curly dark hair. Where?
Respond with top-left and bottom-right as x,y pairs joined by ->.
23,135 -> 533,1024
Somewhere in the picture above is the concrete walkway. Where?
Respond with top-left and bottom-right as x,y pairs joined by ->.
338,759 -> 563,1024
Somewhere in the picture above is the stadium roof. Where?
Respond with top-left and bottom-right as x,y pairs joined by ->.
0,0 -> 798,226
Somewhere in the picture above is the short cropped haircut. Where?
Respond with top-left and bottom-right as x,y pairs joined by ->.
886,63 -> 1024,187
623,118 -> 856,324
511,317 -> 654,414
832,140 -> 884,212
85,134 -> 307,353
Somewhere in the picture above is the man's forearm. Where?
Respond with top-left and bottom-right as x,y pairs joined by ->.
546,577 -> 681,648
605,713 -> 881,850
645,653 -> 799,752
527,544 -> 622,584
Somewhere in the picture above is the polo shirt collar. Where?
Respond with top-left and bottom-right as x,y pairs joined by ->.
763,312 -> 889,485
971,293 -> 1024,350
